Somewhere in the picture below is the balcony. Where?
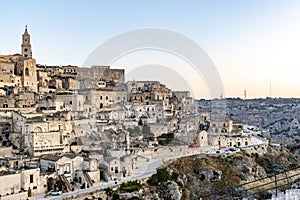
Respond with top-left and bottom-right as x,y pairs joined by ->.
33,144 -> 65,152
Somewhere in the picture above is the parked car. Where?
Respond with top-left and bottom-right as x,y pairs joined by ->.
49,190 -> 62,196
229,147 -> 238,151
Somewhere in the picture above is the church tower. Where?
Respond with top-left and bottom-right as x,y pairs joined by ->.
21,26 -> 32,58
20,26 -> 37,93
22,59 -> 38,93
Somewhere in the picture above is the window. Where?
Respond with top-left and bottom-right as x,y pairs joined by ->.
30,174 -> 34,183
66,165 -> 70,173
70,101 -> 72,105
100,96 -> 102,100
106,96 -> 108,100
25,125 -> 29,134
58,125 -> 61,130
25,68 -> 29,76
10,188 -> 14,194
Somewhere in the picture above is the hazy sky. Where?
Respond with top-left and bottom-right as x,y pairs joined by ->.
1,0 -> 300,98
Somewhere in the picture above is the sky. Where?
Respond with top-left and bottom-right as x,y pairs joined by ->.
1,0 -> 300,99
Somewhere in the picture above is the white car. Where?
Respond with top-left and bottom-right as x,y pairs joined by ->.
49,190 -> 62,196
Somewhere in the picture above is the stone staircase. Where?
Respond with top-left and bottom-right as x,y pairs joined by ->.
83,171 -> 93,188
59,174 -> 72,192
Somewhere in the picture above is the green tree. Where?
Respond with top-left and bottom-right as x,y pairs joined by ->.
142,125 -> 154,138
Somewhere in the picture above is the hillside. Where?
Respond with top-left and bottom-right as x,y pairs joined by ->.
104,147 -> 300,200
77,147 -> 300,200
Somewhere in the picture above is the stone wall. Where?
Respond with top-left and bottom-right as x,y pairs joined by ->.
242,143 -> 269,155
0,191 -> 27,200
0,173 -> 21,197
87,170 -> 100,183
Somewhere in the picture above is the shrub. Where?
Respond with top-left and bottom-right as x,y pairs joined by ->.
148,168 -> 172,186
142,125 -> 154,138
120,181 -> 142,192
157,133 -> 175,146
112,193 -> 120,200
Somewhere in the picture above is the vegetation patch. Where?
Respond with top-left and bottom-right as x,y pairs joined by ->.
157,133 -> 175,146
119,181 -> 143,193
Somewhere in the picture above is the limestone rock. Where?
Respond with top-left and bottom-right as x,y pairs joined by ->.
167,181 -> 182,200
199,170 -> 222,182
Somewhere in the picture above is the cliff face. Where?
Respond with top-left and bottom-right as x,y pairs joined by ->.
161,148 -> 298,200
168,152 -> 267,199
89,147 -> 299,200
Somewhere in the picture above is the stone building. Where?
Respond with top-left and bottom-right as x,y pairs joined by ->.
55,92 -> 85,112
21,112 -> 73,156
0,95 -> 15,108
0,167 -> 43,199
0,62 -> 20,87
79,88 -> 127,111
62,77 -> 80,90
37,70 -> 51,94
208,133 -> 252,148
62,65 -> 78,77
40,154 -> 100,191
78,65 -> 125,84
21,26 -> 32,58
14,91 -> 36,108
22,59 -> 38,93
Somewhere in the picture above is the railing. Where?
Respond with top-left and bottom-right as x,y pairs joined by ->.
59,174 -> 72,192
202,166 -> 300,200
83,171 -> 93,188
33,144 -> 64,151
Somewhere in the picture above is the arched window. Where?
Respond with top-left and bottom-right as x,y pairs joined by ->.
25,68 -> 29,76
34,127 -> 42,133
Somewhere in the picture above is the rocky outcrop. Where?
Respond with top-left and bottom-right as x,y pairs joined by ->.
235,156 -> 267,181
117,190 -> 143,199
167,181 -> 182,200
199,170 -> 222,182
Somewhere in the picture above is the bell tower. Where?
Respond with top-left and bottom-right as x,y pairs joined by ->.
21,26 -> 32,58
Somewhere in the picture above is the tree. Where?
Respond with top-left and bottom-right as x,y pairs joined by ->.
142,125 -> 154,138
